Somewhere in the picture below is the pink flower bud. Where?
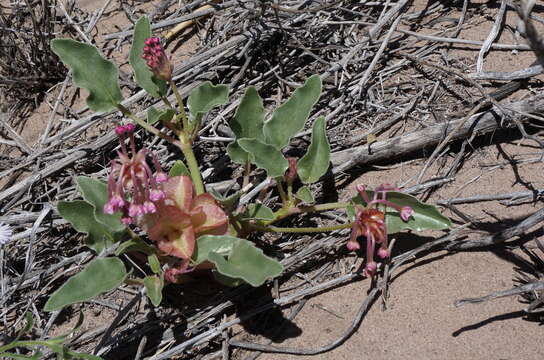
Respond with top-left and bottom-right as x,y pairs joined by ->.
115,125 -> 126,135
155,172 -> 168,184
129,203 -> 144,217
121,217 -> 132,225
103,202 -> 116,215
124,123 -> 135,133
143,201 -> 157,214
347,239 -> 360,251
377,247 -> 390,259
400,206 -> 413,221
150,189 -> 165,201
364,261 -> 377,277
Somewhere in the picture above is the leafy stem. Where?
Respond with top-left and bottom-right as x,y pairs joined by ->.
264,201 -> 349,225
116,104 -> 180,146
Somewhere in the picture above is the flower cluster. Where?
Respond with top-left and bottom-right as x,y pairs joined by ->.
142,37 -> 172,81
348,184 -> 414,277
104,124 -> 167,225
140,176 -> 228,282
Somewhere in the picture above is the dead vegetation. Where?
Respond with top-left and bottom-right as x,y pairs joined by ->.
1,0 -> 544,359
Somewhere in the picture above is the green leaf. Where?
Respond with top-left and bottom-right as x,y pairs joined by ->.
295,186 -> 315,204
169,160 -> 190,176
129,16 -> 167,97
227,87 -> 266,164
352,191 -> 451,233
147,106 -> 175,125
187,81 -> 229,123
148,254 -> 161,274
263,75 -> 322,149
58,201 -> 116,253
115,237 -> 156,256
193,235 -> 283,287
238,138 -> 288,178
226,142 -> 251,165
231,87 -> 266,139
144,275 -> 163,306
76,176 -> 125,232
241,203 -> 275,221
51,39 -> 123,112
44,257 -> 126,312
297,116 -> 330,184
208,187 -> 241,212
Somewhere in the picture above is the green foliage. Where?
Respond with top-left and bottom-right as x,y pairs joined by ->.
169,160 -> 190,176
51,39 -> 123,112
241,203 -> 275,221
263,75 -> 322,149
227,87 -> 266,164
297,116 -> 330,184
208,188 -> 242,212
143,275 -> 164,306
351,191 -> 451,233
188,81 -> 229,124
0,313 -> 103,360
193,235 -> 283,287
130,16 -> 167,97
147,106 -> 175,125
238,139 -> 288,178
44,258 -> 127,312
77,176 -> 124,232
57,201 -> 117,253
295,186 -> 315,204
115,237 -> 156,256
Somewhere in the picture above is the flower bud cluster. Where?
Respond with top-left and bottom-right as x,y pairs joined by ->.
104,124 -> 168,225
142,37 -> 172,81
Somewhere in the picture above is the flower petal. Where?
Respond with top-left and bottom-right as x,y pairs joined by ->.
157,225 -> 196,259
191,204 -> 228,234
163,176 -> 194,211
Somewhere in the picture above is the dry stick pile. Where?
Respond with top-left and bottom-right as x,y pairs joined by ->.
1,1 -> 544,359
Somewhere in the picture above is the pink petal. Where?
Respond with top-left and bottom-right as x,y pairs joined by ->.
191,203 -> 228,234
157,225 -> 196,259
163,176 -> 194,211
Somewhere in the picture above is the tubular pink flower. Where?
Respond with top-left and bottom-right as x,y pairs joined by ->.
104,123 -> 169,224
349,183 -> 414,276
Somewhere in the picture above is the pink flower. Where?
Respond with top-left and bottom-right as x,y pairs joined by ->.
103,125 -> 166,224
142,37 -> 172,81
348,184 -> 414,277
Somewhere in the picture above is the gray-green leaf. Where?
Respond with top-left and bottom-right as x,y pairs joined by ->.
58,200 -> 116,253
144,275 -> 163,306
297,116 -> 330,184
193,235 -> 283,287
44,258 -> 126,311
188,81 -> 229,124
76,176 -> 125,232
169,160 -> 190,176
238,138 -> 288,178
129,16 -> 167,97
263,75 -> 322,149
51,39 -> 123,112
147,106 -> 175,125
241,203 -> 275,221
295,186 -> 315,204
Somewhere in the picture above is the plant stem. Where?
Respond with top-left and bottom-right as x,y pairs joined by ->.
180,134 -> 205,195
169,79 -> 190,130
253,222 -> 351,233
276,178 -> 288,206
117,104 -> 180,146
161,96 -> 174,109
264,201 -> 350,225
242,161 -> 251,189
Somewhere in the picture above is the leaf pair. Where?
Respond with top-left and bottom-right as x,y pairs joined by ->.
227,75 -> 330,183
50,16 -> 166,112
58,177 -> 125,253
192,235 -> 283,287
